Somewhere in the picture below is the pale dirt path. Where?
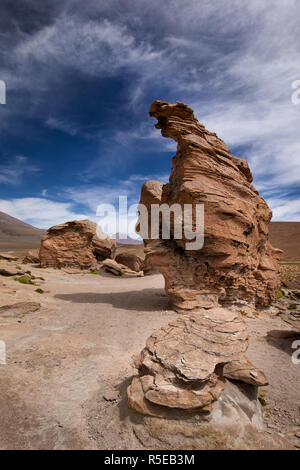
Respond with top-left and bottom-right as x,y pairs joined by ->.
0,266 -> 299,449
0,268 -> 176,449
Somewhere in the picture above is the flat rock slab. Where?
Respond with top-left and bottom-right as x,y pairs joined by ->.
0,261 -> 24,277
102,259 -> 144,277
0,302 -> 41,318
0,253 -> 19,261
142,307 -> 249,382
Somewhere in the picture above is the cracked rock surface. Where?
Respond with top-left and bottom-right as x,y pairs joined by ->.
128,307 -> 268,416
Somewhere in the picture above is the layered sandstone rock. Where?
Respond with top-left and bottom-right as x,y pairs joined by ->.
23,249 -> 40,264
127,307 -> 268,417
39,220 -> 116,269
0,261 -> 24,277
115,253 -> 143,272
138,101 -> 281,311
129,379 -> 292,450
141,254 -> 159,275
102,258 -> 143,277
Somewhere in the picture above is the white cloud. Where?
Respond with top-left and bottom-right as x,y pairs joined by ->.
1,0 -> 300,223
0,198 -> 91,229
14,17 -> 163,79
63,173 -> 169,211
268,196 -> 300,222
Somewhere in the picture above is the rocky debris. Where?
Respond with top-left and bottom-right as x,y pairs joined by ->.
102,259 -> 144,277
0,261 -> 24,277
138,100 -> 281,312
280,262 -> 300,286
128,307 -> 267,416
0,302 -> 40,318
115,253 -> 143,272
230,304 -> 260,319
23,249 -> 40,264
39,220 -> 116,269
103,390 -> 120,402
270,286 -> 300,331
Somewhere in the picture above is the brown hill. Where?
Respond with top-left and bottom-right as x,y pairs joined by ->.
0,211 -> 45,251
269,222 -> 300,261
0,211 -> 298,261
114,232 -> 143,245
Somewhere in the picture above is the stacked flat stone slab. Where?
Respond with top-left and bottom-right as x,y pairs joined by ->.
127,307 -> 268,416
138,100 -> 281,312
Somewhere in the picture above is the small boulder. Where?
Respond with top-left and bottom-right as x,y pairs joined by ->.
115,253 -> 143,272
23,249 -> 40,264
102,259 -> 143,277
39,220 -> 116,269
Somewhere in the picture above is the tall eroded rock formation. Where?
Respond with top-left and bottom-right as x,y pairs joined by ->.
127,102 -> 287,447
138,100 -> 281,312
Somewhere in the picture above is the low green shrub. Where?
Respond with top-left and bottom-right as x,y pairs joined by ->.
14,276 -> 34,285
35,288 -> 44,294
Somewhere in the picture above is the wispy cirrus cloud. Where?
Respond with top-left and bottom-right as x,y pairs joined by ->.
0,0 -> 299,222
0,156 -> 40,185
45,117 -> 79,136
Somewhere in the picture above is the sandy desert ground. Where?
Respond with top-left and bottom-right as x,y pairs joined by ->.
0,257 -> 299,450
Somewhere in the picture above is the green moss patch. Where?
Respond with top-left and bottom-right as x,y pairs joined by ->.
14,276 -> 34,285
277,290 -> 284,299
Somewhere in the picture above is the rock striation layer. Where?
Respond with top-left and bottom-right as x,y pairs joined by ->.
39,220 -> 116,269
138,100 -> 281,311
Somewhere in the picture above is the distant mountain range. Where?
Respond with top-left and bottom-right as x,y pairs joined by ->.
269,222 -> 300,262
0,211 -> 45,251
0,211 -> 298,260
113,232 -> 143,245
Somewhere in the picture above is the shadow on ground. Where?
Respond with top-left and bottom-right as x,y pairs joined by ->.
266,329 -> 300,356
55,288 -> 170,312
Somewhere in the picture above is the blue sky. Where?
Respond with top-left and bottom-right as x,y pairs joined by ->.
0,0 -> 299,229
